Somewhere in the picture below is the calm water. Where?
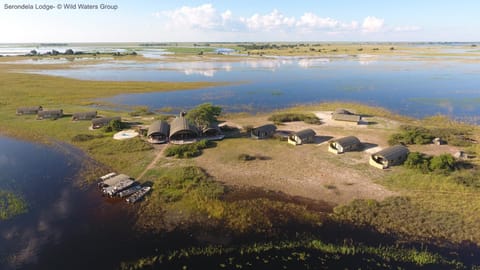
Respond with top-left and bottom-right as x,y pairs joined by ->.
0,136 -> 178,270
32,55 -> 480,123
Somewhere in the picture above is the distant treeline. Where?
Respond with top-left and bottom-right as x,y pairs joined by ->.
39,43 -> 68,46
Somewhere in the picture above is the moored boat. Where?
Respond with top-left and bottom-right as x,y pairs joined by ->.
117,185 -> 142,198
126,186 -> 151,203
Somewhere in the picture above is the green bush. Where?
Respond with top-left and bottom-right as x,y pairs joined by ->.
388,126 -> 434,145
404,152 -> 431,173
103,119 -> 124,133
429,154 -> 456,173
268,113 -> 321,125
165,139 -> 214,158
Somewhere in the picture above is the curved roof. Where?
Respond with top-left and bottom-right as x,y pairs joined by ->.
333,136 -> 361,147
169,116 -> 198,137
293,129 -> 316,139
373,145 -> 409,160
148,120 -> 170,137
252,124 -> 277,133
73,111 -> 97,119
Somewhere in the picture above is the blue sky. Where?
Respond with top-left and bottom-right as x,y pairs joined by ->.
0,0 -> 478,42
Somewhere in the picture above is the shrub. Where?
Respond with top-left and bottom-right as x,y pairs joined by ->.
404,152 -> 430,173
268,113 -> 321,125
238,153 -> 256,161
388,126 -> 434,145
103,119 -> 124,133
165,139 -> 214,158
429,154 -> 456,173
129,106 -> 154,116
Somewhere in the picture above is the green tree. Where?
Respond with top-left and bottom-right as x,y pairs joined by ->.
185,103 -> 222,131
404,152 -> 431,173
103,119 -> 123,133
429,154 -> 456,173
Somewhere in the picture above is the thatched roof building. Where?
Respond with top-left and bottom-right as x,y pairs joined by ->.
251,124 -> 277,139
72,111 -> 97,121
37,109 -> 63,120
369,145 -> 409,169
91,116 -> 121,129
202,123 -> 225,140
147,120 -> 170,144
328,136 -> 362,154
288,129 -> 316,145
169,115 -> 198,143
332,108 -> 361,124
17,106 -> 43,115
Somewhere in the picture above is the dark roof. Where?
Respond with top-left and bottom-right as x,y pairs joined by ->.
335,108 -> 354,115
333,136 -> 361,147
293,129 -> 316,139
92,116 -> 121,126
17,106 -> 43,113
147,120 -> 170,137
72,111 -> 97,119
373,145 -> 409,160
252,124 -> 277,133
38,109 -> 63,116
169,116 -> 198,136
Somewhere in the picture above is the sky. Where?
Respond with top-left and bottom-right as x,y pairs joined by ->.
0,0 -> 478,42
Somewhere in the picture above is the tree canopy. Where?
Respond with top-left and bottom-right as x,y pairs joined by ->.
185,103 -> 222,131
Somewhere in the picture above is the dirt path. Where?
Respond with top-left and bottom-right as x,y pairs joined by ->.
137,144 -> 167,180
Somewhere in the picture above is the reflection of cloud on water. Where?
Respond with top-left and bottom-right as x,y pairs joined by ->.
242,59 -> 291,71
297,58 -> 330,68
357,54 -> 378,65
183,69 -> 216,77
3,187 -> 72,269
0,154 -> 13,166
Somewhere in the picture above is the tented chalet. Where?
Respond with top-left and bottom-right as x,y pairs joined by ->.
288,129 -> 316,145
72,111 -> 97,121
91,116 -> 121,129
169,114 -> 198,144
251,124 -> 277,139
17,106 -> 43,115
328,136 -> 362,154
147,120 -> 170,144
369,145 -> 409,169
332,108 -> 361,124
202,123 -> 225,140
37,109 -> 63,120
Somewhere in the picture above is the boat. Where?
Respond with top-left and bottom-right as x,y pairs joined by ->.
97,172 -> 117,187
126,186 -> 151,203
117,185 -> 142,198
102,179 -> 135,197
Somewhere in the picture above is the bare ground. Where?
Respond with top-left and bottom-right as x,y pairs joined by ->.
195,112 -> 411,205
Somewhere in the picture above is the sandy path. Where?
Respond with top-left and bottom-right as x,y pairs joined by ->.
137,144 -> 167,180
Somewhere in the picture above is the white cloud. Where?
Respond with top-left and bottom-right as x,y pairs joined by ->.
241,9 -> 296,31
296,13 -> 339,29
394,25 -> 421,32
161,4 -> 220,30
362,16 -> 384,32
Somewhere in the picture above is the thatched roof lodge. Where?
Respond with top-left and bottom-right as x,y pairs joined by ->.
91,116 -> 121,129
332,108 -> 361,124
251,124 -> 277,139
37,109 -> 63,120
288,129 -> 316,145
169,114 -> 198,144
147,120 -> 170,144
17,106 -> 43,115
328,136 -> 362,154
72,111 -> 97,121
369,145 -> 409,169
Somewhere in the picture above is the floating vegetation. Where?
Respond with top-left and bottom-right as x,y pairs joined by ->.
0,190 -> 28,220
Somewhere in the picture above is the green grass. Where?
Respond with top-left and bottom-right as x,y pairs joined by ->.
0,190 -> 28,220
120,234 -> 469,270
165,47 -> 216,54
334,167 -> 480,245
